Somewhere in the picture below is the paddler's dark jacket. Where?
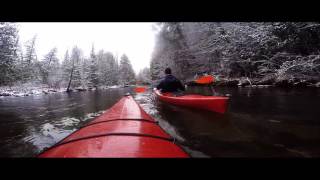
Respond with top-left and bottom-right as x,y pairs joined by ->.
156,74 -> 185,93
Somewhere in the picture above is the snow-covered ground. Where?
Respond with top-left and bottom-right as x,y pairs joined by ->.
0,84 -> 123,97
107,85 -> 121,89
0,84 -> 66,97
97,85 -> 123,90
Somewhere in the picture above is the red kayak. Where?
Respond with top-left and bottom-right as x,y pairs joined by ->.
154,90 -> 229,114
38,95 -> 189,158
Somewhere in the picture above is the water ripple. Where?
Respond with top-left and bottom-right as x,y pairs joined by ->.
23,110 -> 106,153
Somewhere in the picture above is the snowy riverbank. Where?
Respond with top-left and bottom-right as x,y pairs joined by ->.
0,84 -> 122,97
186,77 -> 320,88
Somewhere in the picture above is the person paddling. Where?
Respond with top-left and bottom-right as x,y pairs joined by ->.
156,68 -> 185,96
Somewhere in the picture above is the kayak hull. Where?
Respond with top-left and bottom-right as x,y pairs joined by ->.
154,90 -> 229,114
38,95 -> 189,158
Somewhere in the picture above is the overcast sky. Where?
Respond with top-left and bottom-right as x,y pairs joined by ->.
17,23 -> 157,73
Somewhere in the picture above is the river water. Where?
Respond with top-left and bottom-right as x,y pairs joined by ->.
0,87 -> 319,157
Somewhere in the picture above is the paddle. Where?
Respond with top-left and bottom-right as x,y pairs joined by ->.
193,75 -> 217,95
134,75 -> 214,94
194,75 -> 215,84
133,86 -> 147,93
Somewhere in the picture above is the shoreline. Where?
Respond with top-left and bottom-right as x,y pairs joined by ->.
1,80 -> 319,98
187,77 -> 320,88
0,85 -> 122,98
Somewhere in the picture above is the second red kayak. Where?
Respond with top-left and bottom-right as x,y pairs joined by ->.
154,90 -> 229,114
38,95 -> 189,158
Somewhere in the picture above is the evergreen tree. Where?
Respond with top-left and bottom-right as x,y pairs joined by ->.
71,46 -> 82,88
88,45 -> 99,88
119,54 -> 135,85
150,22 -> 320,83
137,67 -> 151,85
40,47 -> 59,86
64,46 -> 82,91
0,22 -> 19,86
110,54 -> 119,85
96,51 -> 119,86
22,35 -> 38,82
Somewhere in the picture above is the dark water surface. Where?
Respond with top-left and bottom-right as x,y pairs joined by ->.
0,87 -> 319,157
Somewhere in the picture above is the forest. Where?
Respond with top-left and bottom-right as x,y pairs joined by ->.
150,22 -> 320,87
0,22 -> 151,96
1,22 -> 320,97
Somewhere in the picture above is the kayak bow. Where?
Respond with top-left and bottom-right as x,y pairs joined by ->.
38,95 -> 189,158
154,90 -> 229,114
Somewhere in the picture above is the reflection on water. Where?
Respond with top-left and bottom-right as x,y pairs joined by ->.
0,86 -> 319,157
0,88 -> 129,157
134,87 -> 320,157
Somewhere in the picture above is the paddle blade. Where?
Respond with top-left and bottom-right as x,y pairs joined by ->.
195,75 -> 214,84
134,87 -> 147,93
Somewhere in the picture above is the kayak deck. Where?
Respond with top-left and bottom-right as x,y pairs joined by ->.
38,95 -> 189,158
155,90 -> 229,114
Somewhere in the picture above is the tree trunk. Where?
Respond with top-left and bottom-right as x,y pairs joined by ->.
66,62 -> 75,92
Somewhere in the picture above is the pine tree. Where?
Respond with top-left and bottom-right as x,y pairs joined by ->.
14,38 -> 25,82
88,45 -> 99,88
22,35 -> 38,82
71,46 -> 82,89
64,46 -> 82,91
62,50 -> 71,89
104,52 -> 117,86
96,51 -> 119,86
40,47 -> 59,86
137,67 -> 151,85
0,22 -> 19,86
24,35 -> 37,64
110,55 -> 119,85
119,54 -> 135,85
